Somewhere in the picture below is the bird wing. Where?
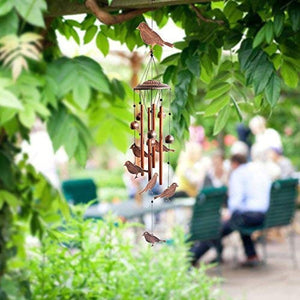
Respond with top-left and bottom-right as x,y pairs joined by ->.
139,173 -> 157,194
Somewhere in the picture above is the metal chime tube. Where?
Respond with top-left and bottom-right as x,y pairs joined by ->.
147,107 -> 152,180
159,105 -> 163,185
151,103 -> 156,168
140,104 -> 144,176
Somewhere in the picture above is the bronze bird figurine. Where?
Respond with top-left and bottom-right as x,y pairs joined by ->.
124,161 -> 148,178
143,231 -> 166,246
137,22 -> 174,48
154,183 -> 178,199
139,173 -> 158,194
154,140 -> 175,153
130,143 -> 148,158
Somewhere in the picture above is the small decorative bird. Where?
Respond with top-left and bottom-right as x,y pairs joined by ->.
143,231 -> 166,246
154,183 -> 178,199
139,173 -> 158,194
130,143 -> 148,158
124,161 -> 148,178
154,140 -> 175,153
137,22 -> 174,48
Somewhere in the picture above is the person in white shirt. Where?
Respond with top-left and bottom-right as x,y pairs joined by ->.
190,154 -> 272,267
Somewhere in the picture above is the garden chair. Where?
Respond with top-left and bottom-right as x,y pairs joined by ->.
62,178 -> 98,205
236,178 -> 299,267
188,186 -> 228,269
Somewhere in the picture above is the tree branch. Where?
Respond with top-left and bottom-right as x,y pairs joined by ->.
85,0 -> 153,26
190,4 -> 224,25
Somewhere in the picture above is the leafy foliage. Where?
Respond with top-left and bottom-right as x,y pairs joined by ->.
17,212 -> 219,300
0,33 -> 42,80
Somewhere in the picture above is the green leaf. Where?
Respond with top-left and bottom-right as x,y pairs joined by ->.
153,45 -> 162,61
163,65 -> 176,84
83,25 -> 97,44
0,10 -> 19,38
265,21 -> 273,44
0,190 -> 19,209
73,79 -> 91,110
69,26 -> 80,44
74,139 -> 88,166
0,108 -> 17,125
96,32 -> 109,56
63,126 -> 79,158
281,61 -> 298,88
161,53 -> 180,65
47,56 -> 111,103
271,53 -> 281,70
224,0 -> 243,23
18,105 -> 35,128
231,96 -> 243,121
204,95 -> 230,117
253,24 -> 266,48
252,61 -> 273,94
0,0 -> 13,16
213,105 -> 231,135
288,3 -> 300,32
205,82 -> 231,100
14,0 -> 47,27
265,73 -> 280,107
0,88 -> 23,109
273,13 -> 284,37
186,54 -> 200,77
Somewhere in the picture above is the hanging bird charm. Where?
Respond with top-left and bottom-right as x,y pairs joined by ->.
154,183 -> 178,199
143,231 -> 166,246
124,161 -> 148,178
137,22 -> 174,48
130,143 -> 148,158
139,173 -> 158,194
154,140 -> 175,152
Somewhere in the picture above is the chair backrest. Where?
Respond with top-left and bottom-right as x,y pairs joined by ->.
264,178 -> 298,228
62,179 -> 97,205
189,186 -> 227,242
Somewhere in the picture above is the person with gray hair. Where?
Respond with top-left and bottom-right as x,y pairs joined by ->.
251,143 -> 281,180
249,116 -> 282,151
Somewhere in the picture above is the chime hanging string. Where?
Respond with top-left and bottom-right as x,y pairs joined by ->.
168,89 -> 171,187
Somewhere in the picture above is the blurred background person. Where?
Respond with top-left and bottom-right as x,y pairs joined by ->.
203,150 -> 228,188
267,147 -> 295,179
190,153 -> 272,267
251,143 -> 281,181
249,116 -> 282,153
173,142 -> 207,198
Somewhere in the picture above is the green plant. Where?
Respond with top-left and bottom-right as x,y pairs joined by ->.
16,209 -> 220,300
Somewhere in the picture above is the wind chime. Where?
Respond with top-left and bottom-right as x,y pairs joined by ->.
123,21 -> 178,246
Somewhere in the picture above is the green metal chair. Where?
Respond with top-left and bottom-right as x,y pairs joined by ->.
188,186 -> 228,266
237,178 -> 299,266
62,179 -> 98,205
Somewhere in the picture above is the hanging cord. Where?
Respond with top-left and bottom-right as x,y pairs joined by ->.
168,89 -> 171,188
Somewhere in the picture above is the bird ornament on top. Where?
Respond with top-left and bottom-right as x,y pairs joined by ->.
137,22 -> 174,49
123,20 -> 177,246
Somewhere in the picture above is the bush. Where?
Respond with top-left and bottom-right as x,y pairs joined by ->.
24,209 -> 220,300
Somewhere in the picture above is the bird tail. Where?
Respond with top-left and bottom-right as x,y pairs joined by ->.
168,148 -> 175,152
139,188 -> 146,195
160,240 -> 166,243
154,195 -> 159,199
164,42 -> 174,48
